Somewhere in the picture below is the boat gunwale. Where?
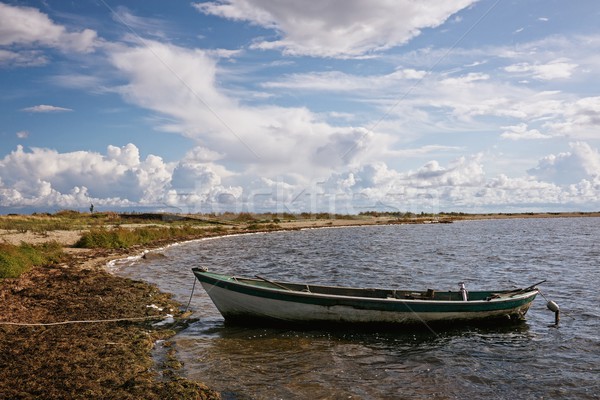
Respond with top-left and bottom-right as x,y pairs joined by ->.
191,268 -> 539,305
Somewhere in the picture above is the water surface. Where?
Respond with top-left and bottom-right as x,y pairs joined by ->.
117,218 -> 599,399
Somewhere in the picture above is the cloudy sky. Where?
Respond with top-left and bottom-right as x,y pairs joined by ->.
1,0 -> 600,214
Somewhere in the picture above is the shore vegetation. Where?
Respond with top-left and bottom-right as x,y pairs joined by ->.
0,241 -> 65,278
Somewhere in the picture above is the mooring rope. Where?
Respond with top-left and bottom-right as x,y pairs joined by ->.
183,277 -> 197,313
537,288 -> 551,303
0,315 -> 167,327
538,288 -> 573,320
2,277 -> 200,327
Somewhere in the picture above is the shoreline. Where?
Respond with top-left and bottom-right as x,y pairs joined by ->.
2,211 -> 599,398
0,231 -> 227,398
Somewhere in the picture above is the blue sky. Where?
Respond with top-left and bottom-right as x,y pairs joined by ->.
1,0 -> 600,214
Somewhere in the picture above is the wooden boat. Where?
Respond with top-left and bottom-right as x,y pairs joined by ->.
192,268 -> 541,328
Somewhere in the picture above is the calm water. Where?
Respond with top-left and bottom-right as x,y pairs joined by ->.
115,218 -> 600,399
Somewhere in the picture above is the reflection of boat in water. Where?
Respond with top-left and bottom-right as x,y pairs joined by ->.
192,268 -> 540,328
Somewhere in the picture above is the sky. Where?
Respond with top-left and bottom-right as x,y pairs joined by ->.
1,0 -> 600,215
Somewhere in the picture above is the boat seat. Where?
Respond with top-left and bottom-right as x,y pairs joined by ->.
405,289 -> 435,300
389,289 -> 435,300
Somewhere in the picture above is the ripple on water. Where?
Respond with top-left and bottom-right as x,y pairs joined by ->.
116,218 -> 600,399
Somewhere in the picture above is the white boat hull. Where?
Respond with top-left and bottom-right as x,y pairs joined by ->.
200,281 -> 533,326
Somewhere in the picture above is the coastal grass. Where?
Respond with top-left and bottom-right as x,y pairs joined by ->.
0,210 -> 214,233
74,225 -> 225,249
0,214 -> 82,233
0,241 -> 65,278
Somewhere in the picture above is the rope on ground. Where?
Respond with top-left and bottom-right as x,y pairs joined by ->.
3,277 -> 201,327
0,315 -> 166,327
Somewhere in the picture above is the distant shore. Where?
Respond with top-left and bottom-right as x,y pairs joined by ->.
1,210 -> 599,398
2,210 -> 599,248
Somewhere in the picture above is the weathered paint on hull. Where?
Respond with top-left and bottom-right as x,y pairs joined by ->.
198,278 -> 536,327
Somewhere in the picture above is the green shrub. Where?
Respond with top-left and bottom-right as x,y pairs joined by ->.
74,227 -> 134,249
0,241 -> 65,279
74,226 -> 202,249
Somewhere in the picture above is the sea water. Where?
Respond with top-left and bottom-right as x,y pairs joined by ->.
116,218 -> 600,399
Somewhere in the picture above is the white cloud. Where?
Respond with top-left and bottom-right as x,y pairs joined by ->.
2,141 -> 600,212
4,3 -> 600,214
21,104 -> 73,113
475,175 -> 564,208
500,123 -> 553,140
528,142 -> 600,185
106,40 -> 383,180
193,0 -> 477,58
409,156 -> 485,188
0,49 -> 47,66
314,147 -> 600,212
543,97 -> 600,139
0,142 -> 247,212
0,144 -> 172,208
320,155 -> 485,210
504,58 -> 578,80
16,130 -> 29,139
0,3 -> 98,54
111,6 -> 169,40
262,68 -> 427,92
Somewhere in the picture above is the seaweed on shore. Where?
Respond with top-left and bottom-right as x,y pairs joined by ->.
0,264 -> 220,399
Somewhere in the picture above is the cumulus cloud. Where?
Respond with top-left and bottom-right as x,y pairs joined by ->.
474,175 -> 564,208
528,142 -> 600,185
107,40 -> 381,179
318,155 -> 486,211
543,96 -> 600,139
0,144 -> 171,209
0,143 -> 249,212
314,148 -> 600,213
4,3 -> 600,214
21,104 -> 73,113
2,141 -> 600,213
500,123 -> 552,140
410,156 -> 485,187
0,3 -> 98,54
193,0 -> 476,58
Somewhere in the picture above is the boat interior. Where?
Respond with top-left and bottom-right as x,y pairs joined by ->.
230,275 -> 525,301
